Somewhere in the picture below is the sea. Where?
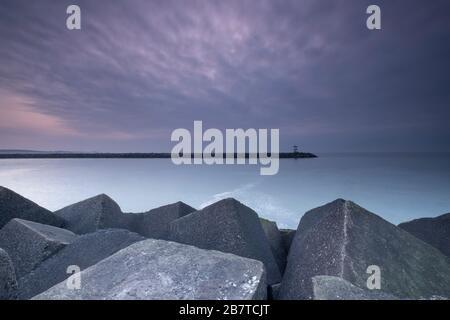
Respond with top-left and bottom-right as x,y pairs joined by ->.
1,152 -> 449,229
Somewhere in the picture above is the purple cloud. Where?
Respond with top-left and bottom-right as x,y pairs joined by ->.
0,0 -> 449,152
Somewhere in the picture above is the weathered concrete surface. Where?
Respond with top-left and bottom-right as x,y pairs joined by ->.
268,283 -> 281,300
312,276 -> 398,300
33,239 -> 267,300
18,229 -> 144,299
0,186 -> 64,229
278,199 -> 450,300
128,202 -> 196,239
260,218 -> 286,273
399,213 -> 450,258
280,229 -> 296,255
0,248 -> 17,300
54,194 -> 127,234
169,198 -> 281,284
0,219 -> 77,278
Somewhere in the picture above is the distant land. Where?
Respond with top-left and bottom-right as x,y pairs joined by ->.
0,150 -> 317,159
0,150 -> 73,154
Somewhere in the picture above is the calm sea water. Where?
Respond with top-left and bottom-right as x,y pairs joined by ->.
1,153 -> 449,229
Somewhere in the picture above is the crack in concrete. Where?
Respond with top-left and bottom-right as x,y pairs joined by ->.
339,201 -> 350,278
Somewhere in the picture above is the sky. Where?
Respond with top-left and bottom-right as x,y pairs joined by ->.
0,0 -> 449,153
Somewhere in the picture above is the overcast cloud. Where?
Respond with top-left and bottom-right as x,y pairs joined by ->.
0,0 -> 449,152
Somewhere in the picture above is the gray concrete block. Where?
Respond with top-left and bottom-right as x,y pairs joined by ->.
0,218 -> 77,277
278,199 -> 450,300
169,198 -> 281,284
33,239 -> 267,300
18,228 -> 144,299
0,186 -> 64,229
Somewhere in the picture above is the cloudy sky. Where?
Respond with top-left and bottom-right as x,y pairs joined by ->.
0,0 -> 449,152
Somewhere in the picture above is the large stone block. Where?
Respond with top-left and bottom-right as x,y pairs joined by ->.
280,229 -> 296,254
33,239 -> 267,300
169,198 -> 281,284
18,229 -> 144,299
128,201 -> 196,239
0,186 -> 64,229
0,248 -> 17,300
311,276 -> 398,300
0,219 -> 77,278
260,218 -> 286,273
54,194 -> 127,234
278,199 -> 450,300
399,213 -> 450,257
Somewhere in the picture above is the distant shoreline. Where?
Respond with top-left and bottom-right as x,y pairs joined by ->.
0,152 -> 317,159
